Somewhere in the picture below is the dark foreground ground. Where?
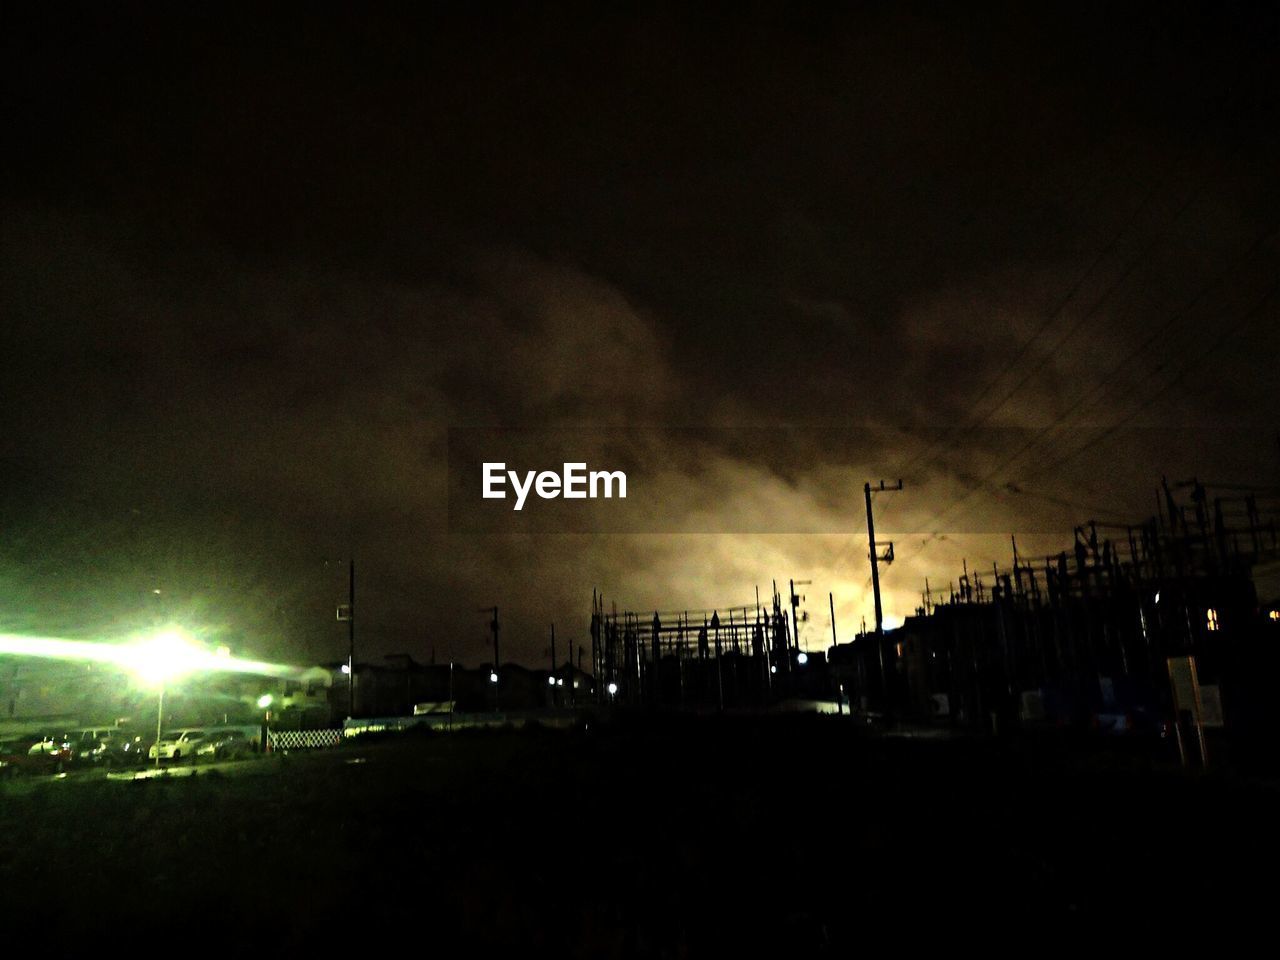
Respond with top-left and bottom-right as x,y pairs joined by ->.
2,715 -> 1277,954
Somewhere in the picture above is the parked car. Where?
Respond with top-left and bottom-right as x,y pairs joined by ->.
0,736 -> 70,777
196,729 -> 252,761
148,729 -> 212,762
111,732 -> 153,766
24,734 -> 77,766
59,727 -> 141,767
81,728 -> 151,766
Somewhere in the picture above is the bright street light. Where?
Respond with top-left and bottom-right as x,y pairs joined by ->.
126,626 -> 203,769
489,671 -> 499,684
257,694 -> 274,709
797,652 -> 809,666
0,625 -> 312,767
607,682 -> 618,696
126,627 -> 205,689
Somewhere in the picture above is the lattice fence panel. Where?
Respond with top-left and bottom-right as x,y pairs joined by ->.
267,728 -> 343,751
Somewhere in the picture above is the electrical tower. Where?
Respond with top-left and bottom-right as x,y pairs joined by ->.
864,480 -> 903,635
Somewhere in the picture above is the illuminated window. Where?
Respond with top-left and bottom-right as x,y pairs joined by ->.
1270,610 -> 1279,622
1206,609 -> 1220,632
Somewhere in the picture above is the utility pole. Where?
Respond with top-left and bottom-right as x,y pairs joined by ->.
331,559 -> 359,716
865,480 -> 901,711
771,581 -> 788,677
864,480 -> 903,634
328,557 -> 358,717
789,579 -> 812,652
830,592 -> 842,715
348,560 -> 356,716
477,606 -> 500,711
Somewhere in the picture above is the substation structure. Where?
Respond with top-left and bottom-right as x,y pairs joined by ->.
831,479 -> 1280,743
589,586 -> 831,710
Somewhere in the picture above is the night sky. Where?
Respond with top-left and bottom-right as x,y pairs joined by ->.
2,2 -> 1277,666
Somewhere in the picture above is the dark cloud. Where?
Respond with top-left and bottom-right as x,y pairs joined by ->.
2,2 -> 1277,662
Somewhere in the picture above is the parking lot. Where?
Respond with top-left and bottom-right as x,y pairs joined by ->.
4,715 -> 1280,952
2,724 -> 267,777
1,753 -> 284,796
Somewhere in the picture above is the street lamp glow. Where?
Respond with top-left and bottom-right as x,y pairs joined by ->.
607,682 -> 618,696
127,627 -> 205,688
0,630 -> 315,683
257,694 -> 274,709
126,626 -> 204,771
489,671 -> 499,684
797,652 -> 809,665
548,676 -> 556,686
340,662 -> 352,674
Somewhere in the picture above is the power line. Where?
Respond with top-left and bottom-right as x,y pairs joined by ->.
887,201 -> 1273,554
910,278 -> 1277,543
1019,281 -> 1278,482
1008,226 -> 1277,465
971,224 -> 1277,495
920,171 -> 1211,466
889,166 -> 1174,487
999,483 -> 1132,524
882,79 -> 1268,529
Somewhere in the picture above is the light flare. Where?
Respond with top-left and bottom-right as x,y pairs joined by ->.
0,630 -> 311,683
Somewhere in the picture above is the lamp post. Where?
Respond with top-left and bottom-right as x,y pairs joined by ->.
258,694 -> 274,754
129,628 -> 202,769
328,558 -> 357,718
154,685 -> 165,769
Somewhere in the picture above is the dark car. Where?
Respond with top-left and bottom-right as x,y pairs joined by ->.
195,729 -> 252,761
110,732 -> 153,766
71,728 -> 149,767
0,735 -> 72,777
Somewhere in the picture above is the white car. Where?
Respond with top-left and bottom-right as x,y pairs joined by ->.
148,729 -> 212,761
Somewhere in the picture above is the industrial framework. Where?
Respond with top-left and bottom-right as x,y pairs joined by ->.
589,580 -> 826,710
833,478 -> 1280,739
588,476 -> 1280,749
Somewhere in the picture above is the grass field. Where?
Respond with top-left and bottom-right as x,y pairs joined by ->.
2,715 -> 1276,954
